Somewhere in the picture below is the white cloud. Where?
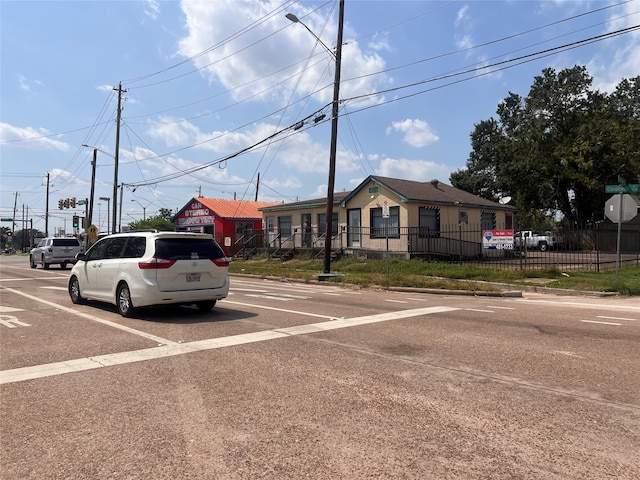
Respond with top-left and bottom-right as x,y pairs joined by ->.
375,157 -> 451,182
386,118 -> 439,148
591,1 -> 640,92
0,122 -> 69,151
454,5 -> 473,50
144,0 -> 160,20
177,0 -> 390,105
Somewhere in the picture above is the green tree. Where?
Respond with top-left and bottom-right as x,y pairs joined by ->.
451,66 -> 640,226
128,216 -> 174,232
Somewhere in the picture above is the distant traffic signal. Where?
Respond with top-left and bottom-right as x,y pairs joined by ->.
64,198 -> 69,208
58,199 -> 64,210
70,197 -> 76,208
73,215 -> 79,228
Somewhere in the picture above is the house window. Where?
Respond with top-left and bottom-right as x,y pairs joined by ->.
278,216 -> 292,236
235,222 -> 254,237
419,207 -> 440,238
317,212 -> 338,237
370,206 -> 399,238
481,211 -> 496,231
505,213 -> 513,230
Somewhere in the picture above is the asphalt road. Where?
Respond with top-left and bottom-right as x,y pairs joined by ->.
1,254 -> 639,479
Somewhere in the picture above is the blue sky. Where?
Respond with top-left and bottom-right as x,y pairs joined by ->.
1,0 -> 639,235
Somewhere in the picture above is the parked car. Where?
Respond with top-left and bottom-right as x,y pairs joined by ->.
30,236 -> 83,269
68,231 -> 229,317
514,230 -> 564,251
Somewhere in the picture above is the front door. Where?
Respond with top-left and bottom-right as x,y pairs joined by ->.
347,209 -> 361,247
266,217 -> 276,247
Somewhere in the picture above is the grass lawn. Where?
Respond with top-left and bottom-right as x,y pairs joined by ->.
229,254 -> 640,296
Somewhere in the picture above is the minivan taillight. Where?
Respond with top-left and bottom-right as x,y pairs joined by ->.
138,257 -> 176,269
212,257 -> 230,267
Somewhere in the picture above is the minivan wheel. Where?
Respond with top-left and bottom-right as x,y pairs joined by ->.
116,283 -> 135,317
61,261 -> 68,269
42,255 -> 50,269
30,256 -> 36,268
69,276 -> 85,304
196,300 -> 216,311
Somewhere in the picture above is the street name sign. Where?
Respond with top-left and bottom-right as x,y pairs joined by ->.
605,184 -> 639,194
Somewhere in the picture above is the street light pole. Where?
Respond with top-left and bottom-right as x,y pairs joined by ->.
99,197 -> 110,234
131,199 -> 147,220
287,0 -> 344,274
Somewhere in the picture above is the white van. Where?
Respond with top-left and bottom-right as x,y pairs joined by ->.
68,231 -> 229,317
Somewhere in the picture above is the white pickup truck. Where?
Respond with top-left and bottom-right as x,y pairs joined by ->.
30,236 -> 83,269
514,231 -> 564,251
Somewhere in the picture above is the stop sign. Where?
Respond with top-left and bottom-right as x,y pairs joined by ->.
604,194 -> 640,223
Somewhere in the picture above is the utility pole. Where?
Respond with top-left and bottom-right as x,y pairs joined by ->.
45,173 -> 50,236
113,82 -> 126,234
255,173 -> 260,202
323,0 -> 344,274
12,192 -> 18,250
88,149 -> 96,228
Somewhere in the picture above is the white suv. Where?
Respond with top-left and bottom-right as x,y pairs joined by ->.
30,236 -> 83,269
68,231 -> 229,317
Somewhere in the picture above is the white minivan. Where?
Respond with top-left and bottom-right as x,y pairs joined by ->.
68,231 -> 229,317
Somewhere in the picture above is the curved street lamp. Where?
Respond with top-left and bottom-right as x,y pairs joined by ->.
98,197 -> 111,234
287,0 -> 345,275
131,199 -> 148,221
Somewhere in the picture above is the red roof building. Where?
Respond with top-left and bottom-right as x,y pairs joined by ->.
173,197 -> 278,255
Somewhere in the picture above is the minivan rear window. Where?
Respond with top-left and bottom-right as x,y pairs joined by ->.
52,238 -> 80,247
155,238 -> 224,260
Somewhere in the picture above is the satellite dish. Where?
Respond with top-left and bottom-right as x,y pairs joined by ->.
498,196 -> 512,205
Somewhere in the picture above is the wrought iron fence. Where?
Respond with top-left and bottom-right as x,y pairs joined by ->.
215,222 -> 640,272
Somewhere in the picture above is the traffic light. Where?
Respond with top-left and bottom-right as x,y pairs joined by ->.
81,217 -> 86,228
58,199 -> 63,210
70,197 -> 76,208
73,216 -> 79,228
64,198 -> 70,209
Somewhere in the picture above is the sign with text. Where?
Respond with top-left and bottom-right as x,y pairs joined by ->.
176,201 -> 216,226
482,229 -> 514,250
605,184 -> 639,194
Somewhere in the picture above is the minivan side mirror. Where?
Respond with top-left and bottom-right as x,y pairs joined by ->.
75,252 -> 86,262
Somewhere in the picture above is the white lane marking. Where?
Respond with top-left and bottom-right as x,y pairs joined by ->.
385,299 -> 408,303
223,300 -> 334,319
581,320 -> 622,326
0,306 -> 24,313
0,315 -> 31,328
0,306 -> 459,385
230,288 -> 270,293
322,292 -> 341,296
518,298 -> 640,313
2,287 -> 175,345
41,286 -> 67,291
406,297 -> 426,302
486,306 -> 515,310
597,315 -> 636,322
245,294 -> 292,301
554,351 -> 583,358
277,294 -> 311,299
465,308 -> 495,313
232,280 -> 341,294
0,275 -> 68,282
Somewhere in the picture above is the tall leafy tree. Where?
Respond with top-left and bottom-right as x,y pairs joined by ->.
451,66 -> 639,226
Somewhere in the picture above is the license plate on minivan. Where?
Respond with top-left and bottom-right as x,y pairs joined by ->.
186,273 -> 201,282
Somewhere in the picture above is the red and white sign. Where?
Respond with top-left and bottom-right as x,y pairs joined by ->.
482,229 -> 514,250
